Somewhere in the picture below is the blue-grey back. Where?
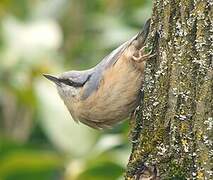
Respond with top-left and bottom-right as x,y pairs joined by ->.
81,37 -> 135,99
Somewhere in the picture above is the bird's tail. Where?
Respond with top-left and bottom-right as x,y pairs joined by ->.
134,18 -> 151,49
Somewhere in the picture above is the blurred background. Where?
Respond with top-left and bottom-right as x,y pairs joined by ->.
0,0 -> 152,179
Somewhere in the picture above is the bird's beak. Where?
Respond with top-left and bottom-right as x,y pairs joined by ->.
43,74 -> 61,86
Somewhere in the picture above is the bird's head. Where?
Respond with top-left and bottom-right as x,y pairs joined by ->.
43,70 -> 91,102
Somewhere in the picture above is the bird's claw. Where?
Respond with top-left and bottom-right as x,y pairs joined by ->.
132,46 -> 156,63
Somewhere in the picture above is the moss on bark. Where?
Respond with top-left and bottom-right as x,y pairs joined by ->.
125,0 -> 212,179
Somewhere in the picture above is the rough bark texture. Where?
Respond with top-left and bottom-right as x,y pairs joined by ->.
125,0 -> 212,179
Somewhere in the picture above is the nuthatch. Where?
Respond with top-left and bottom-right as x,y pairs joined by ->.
44,19 -> 155,129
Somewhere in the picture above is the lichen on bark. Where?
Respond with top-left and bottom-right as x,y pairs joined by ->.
125,0 -> 212,179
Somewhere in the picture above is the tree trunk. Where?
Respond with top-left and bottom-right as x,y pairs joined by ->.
125,0 -> 212,179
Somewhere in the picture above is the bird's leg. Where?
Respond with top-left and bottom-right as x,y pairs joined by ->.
132,46 -> 156,63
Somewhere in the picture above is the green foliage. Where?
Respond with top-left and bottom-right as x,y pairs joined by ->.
0,0 -> 151,179
77,162 -> 124,180
0,139 -> 63,180
0,0 -> 30,19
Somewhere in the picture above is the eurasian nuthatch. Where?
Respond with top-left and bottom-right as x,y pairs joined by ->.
44,19 -> 154,129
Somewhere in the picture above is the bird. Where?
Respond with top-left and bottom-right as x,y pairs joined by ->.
43,19 -> 155,129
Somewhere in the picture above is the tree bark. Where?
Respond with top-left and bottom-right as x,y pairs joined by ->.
125,0 -> 212,179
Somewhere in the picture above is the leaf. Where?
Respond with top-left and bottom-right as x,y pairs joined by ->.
77,162 -> 124,180
0,150 -> 63,180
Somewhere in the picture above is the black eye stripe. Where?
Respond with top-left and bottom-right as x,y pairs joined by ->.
59,75 -> 91,87
59,79 -> 82,87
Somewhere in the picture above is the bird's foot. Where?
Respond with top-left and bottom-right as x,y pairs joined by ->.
132,46 -> 156,63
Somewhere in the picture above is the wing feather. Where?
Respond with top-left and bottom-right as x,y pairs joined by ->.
82,19 -> 151,99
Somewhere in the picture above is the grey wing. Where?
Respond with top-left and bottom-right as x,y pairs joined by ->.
81,18 -> 151,99
81,36 -> 135,100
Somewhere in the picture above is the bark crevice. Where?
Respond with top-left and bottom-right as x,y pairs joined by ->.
125,0 -> 212,179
